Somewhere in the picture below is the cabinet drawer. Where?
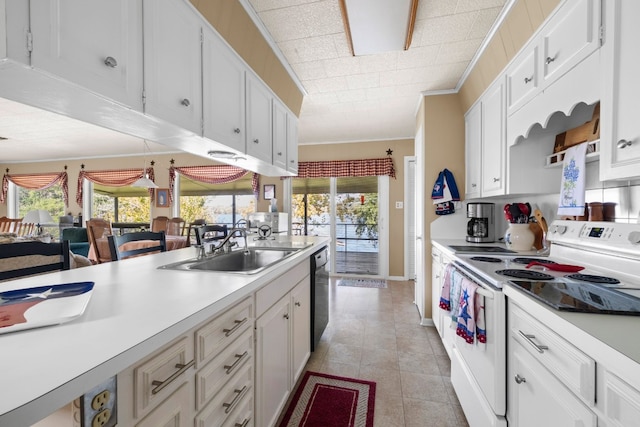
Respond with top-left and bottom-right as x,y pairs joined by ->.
195,297 -> 253,368
135,381 -> 191,427
509,303 -> 595,405
603,370 -> 640,426
194,362 -> 253,427
134,336 -> 194,417
195,328 -> 253,411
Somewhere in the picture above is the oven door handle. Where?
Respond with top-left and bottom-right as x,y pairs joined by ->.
518,330 -> 549,353
475,286 -> 494,300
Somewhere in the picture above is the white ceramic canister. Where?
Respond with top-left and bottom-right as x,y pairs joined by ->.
505,223 -> 535,251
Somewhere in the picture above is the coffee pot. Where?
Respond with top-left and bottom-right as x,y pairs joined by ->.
466,202 -> 495,243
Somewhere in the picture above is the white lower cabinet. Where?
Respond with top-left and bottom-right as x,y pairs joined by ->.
430,245 -> 454,358
507,300 -> 597,427
255,261 -> 311,427
601,370 -> 640,426
118,297 -> 254,426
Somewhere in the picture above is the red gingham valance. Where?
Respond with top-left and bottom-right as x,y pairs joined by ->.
169,165 -> 259,204
293,157 -> 395,179
1,171 -> 69,206
77,167 -> 155,206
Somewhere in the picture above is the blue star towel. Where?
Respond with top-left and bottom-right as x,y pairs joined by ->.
558,143 -> 588,216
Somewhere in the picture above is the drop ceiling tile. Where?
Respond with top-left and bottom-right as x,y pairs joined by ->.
304,76 -> 349,94
396,45 -> 441,69
279,35 -> 339,63
337,88 -> 368,103
255,1 -> 343,42
249,0 -> 318,13
293,60 -> 329,80
323,56 -> 363,77
418,13 -> 478,45
416,0 -> 460,19
358,51 -> 399,72
436,39 -> 483,64
345,73 -> 380,90
455,0 -> 507,14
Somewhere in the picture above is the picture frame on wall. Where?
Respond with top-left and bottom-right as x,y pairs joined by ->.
156,188 -> 170,208
263,184 -> 275,200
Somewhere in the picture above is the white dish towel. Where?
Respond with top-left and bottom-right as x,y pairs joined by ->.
558,143 -> 588,216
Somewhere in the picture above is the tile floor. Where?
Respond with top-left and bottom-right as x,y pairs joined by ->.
296,278 -> 469,427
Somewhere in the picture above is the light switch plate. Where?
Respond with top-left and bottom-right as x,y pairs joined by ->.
395,201 -> 403,209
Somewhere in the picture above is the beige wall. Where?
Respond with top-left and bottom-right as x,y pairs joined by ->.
298,140 -> 414,278
459,0 -> 561,111
190,0 -> 304,116
417,94 -> 465,319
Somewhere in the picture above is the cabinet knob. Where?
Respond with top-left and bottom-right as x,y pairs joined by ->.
514,374 -> 527,384
295,301 -> 301,307
277,152 -> 283,156
253,139 -> 259,144
234,128 -> 241,134
617,139 -> 633,149
471,183 -> 477,188
283,313 -> 289,319
181,98 -> 190,107
103,56 -> 118,68
290,160 -> 295,164
493,177 -> 500,183
545,56 -> 556,65
524,76 -> 533,84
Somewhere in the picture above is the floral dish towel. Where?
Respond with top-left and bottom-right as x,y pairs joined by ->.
558,143 -> 588,216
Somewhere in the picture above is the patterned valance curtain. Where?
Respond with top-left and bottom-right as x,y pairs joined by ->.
169,165 -> 259,204
76,167 -> 155,206
1,171 -> 69,206
292,157 -> 396,178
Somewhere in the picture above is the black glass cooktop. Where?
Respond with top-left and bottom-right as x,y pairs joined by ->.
449,245 -> 516,254
510,280 -> 640,316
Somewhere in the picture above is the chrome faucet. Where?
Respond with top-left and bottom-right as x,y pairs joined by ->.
212,228 -> 248,254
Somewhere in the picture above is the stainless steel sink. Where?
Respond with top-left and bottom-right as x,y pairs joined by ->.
159,247 -> 300,274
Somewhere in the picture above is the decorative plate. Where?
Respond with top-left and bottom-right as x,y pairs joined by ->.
0,281 -> 94,334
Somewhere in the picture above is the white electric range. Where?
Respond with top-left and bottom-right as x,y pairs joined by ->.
446,220 -> 640,427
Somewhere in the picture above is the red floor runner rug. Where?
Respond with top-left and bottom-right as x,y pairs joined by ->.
279,371 -> 376,427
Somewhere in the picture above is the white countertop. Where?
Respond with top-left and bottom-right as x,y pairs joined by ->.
0,236 -> 328,426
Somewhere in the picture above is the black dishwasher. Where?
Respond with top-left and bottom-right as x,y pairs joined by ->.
310,246 -> 329,351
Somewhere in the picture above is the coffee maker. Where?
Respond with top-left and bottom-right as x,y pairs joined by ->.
466,202 -> 495,243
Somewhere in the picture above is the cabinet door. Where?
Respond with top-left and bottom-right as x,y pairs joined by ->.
246,73 -> 273,163
481,81 -> 506,196
273,98 -> 288,170
464,103 -> 482,199
287,113 -> 299,174
541,0 -> 600,87
600,0 -> 640,180
505,45 -> 538,115
30,0 -> 143,110
135,382 -> 191,427
202,25 -> 246,153
602,370 -> 640,427
143,0 -> 202,134
255,296 -> 291,427
430,249 -> 442,335
291,277 -> 311,384
508,339 -> 597,427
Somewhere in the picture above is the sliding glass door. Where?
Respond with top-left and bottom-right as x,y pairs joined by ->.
292,176 -> 380,276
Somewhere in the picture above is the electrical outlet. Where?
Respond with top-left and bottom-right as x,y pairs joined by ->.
92,409 -> 111,427
81,376 -> 117,427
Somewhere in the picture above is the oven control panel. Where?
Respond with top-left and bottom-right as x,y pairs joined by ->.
548,220 -> 640,255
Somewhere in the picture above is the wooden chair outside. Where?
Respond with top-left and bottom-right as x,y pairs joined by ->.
195,225 -> 228,246
0,240 -> 71,281
107,231 -> 167,261
0,217 -> 24,234
15,222 -> 35,236
151,216 -> 169,232
167,217 -> 186,236
86,218 -> 113,264
186,219 -> 206,247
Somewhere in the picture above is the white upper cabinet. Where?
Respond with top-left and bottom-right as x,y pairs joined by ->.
143,0 -> 202,135
29,0 -> 143,111
481,80 -> 506,196
600,0 -> 640,180
287,113 -> 299,174
272,98 -> 288,171
202,24 -> 246,153
246,72 -> 273,164
465,102 -> 482,199
505,45 -> 538,115
540,0 -> 600,87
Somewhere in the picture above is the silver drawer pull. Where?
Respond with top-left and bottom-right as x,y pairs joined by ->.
524,76 -> 533,84
223,317 -> 248,337
617,139 -> 633,149
104,56 -> 118,68
223,386 -> 248,414
515,374 -> 526,384
181,98 -> 190,107
151,360 -> 195,394
518,330 -> 549,353
224,351 -> 249,374
545,55 -> 556,65
235,418 -> 250,427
